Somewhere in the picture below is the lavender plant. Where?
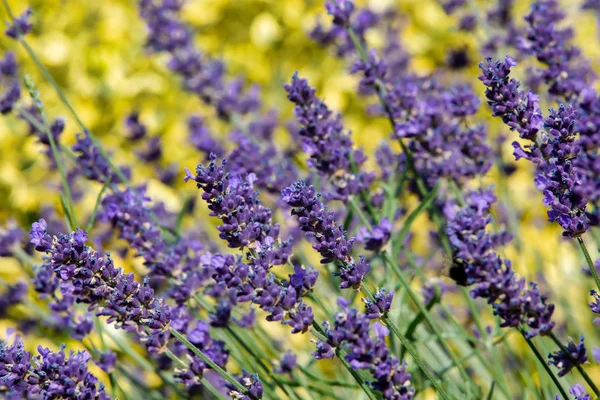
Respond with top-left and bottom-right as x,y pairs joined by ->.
1,0 -> 600,399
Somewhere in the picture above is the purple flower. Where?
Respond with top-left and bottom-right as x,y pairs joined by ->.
0,220 -> 23,257
5,8 -> 32,39
0,332 -> 109,399
441,0 -> 466,14
574,89 -> 600,211
235,308 -> 256,328
72,131 -> 130,184
351,49 -> 387,95
227,134 -> 298,195
275,351 -> 297,375
124,111 -> 147,141
479,58 -> 590,237
589,290 -> 600,325
556,384 -> 591,400
478,56 -> 542,142
518,0 -> 594,100
185,155 -> 277,249
138,0 -> 261,121
346,48 -> 491,188
314,301 -> 414,399
326,0 -> 355,27
283,181 -> 371,289
336,256 -> 371,289
548,336 -> 588,377
363,288 -> 394,319
0,52 -> 21,114
29,220 -> 170,350
289,265 -> 319,297
187,115 -> 224,157
459,14 -> 477,31
227,371 -> 263,400
0,282 -> 27,318
0,331 -> 31,396
356,218 -> 392,251
284,74 -> 374,201
285,302 -> 314,334
95,351 -> 117,374
447,190 -> 555,338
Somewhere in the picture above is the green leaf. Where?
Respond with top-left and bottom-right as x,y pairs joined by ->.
392,182 -> 440,259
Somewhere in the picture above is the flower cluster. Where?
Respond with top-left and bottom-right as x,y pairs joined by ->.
123,112 -> 178,185
3,0 -> 600,398
30,219 -> 171,348
0,281 -> 27,318
313,298 -> 413,399
282,181 -> 373,290
548,336 -> 588,377
589,290 -> 600,325
0,220 -> 24,257
186,155 -> 316,334
479,57 -> 590,236
518,0 -> 594,100
558,384 -> 592,400
29,220 -> 245,391
139,1 -> 299,196
0,332 -> 109,399
447,190 -> 555,338
185,155 -> 277,249
138,0 -> 259,120
320,6 -> 492,190
574,90 -> 600,222
187,115 -> 224,158
284,74 -> 374,201
311,2 -> 379,57
356,217 -> 392,252
72,131 -> 130,184
0,52 -> 21,115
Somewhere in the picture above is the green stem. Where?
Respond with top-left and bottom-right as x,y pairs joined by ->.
336,349 -> 378,400
226,327 -> 301,400
381,251 -> 473,394
348,196 -> 372,230
383,314 -> 450,399
164,347 -> 228,400
577,237 -> 600,292
549,332 -> 600,396
521,331 -> 568,399
23,76 -> 77,230
360,285 -> 450,398
168,327 -> 251,396
87,178 -> 111,232
307,293 -> 335,321
297,365 -> 357,388
311,321 -> 378,400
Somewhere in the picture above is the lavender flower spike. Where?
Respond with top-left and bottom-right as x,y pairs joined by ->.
284,73 -> 373,202
548,336 -> 588,377
447,190 -> 555,338
283,180 -> 370,289
0,331 -> 110,399
30,219 -> 170,349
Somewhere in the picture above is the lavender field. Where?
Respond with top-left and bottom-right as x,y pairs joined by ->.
0,0 -> 599,398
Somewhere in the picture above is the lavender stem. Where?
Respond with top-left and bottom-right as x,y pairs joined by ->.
521,331 -> 568,399
577,236 -> 600,292
167,326 -> 252,397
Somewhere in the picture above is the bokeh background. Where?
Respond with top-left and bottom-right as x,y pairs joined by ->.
2,0 -> 600,396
